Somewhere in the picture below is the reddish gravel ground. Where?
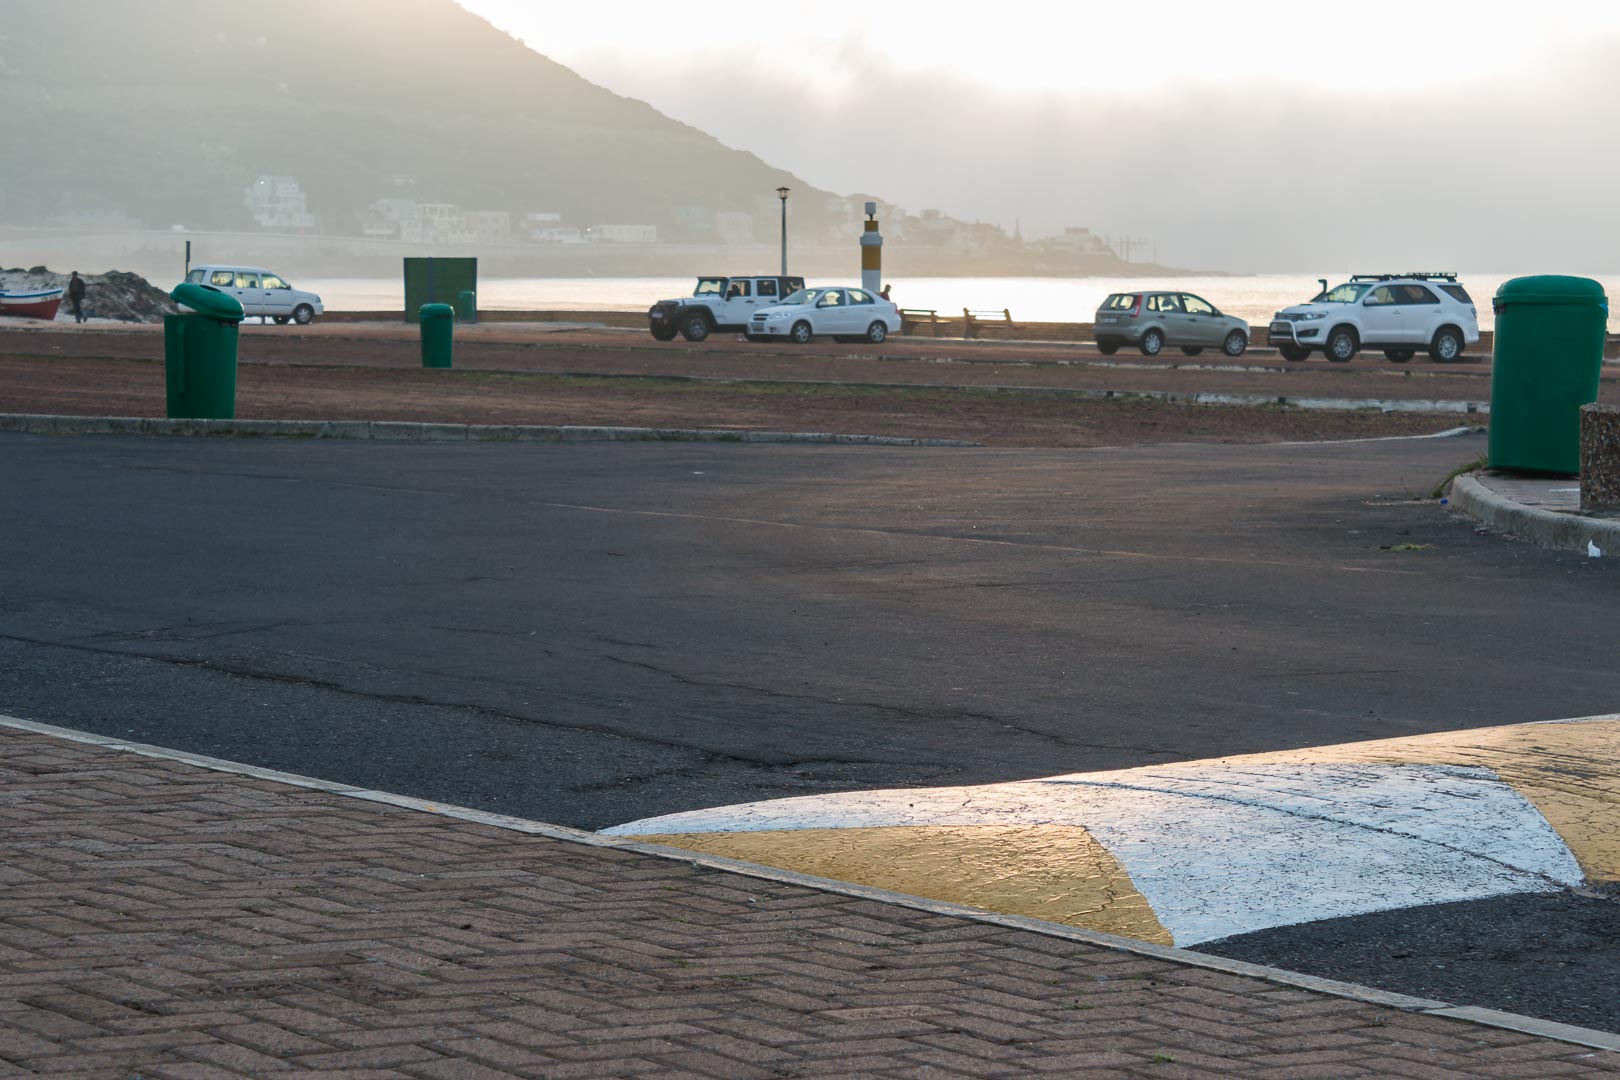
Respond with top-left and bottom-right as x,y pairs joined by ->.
0,322 -> 1490,447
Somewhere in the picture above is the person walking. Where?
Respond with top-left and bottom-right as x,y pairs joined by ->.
879,283 -> 892,302
66,271 -> 87,324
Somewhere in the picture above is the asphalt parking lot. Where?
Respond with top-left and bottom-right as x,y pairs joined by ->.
4,429 -> 1619,1028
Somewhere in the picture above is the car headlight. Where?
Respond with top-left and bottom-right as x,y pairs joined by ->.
1300,312 -> 1327,321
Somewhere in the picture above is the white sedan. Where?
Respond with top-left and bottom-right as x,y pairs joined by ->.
746,286 -> 900,344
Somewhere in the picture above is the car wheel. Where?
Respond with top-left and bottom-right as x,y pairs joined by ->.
680,313 -> 711,342
1096,339 -> 1120,355
1278,344 -> 1310,362
1222,330 -> 1248,357
790,320 -> 813,344
1139,328 -> 1165,356
1179,346 -> 1204,356
650,326 -> 677,341
1326,326 -> 1357,362
1383,348 -> 1415,363
866,321 -> 888,344
1430,327 -> 1463,362
273,316 -> 289,325
292,304 -> 314,325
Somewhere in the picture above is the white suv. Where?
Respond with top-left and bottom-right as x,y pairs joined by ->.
1269,273 -> 1479,363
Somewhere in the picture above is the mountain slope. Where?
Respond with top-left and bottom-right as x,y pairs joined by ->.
0,0 -> 826,232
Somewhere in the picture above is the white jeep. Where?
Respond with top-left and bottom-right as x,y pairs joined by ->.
1269,273 -> 1479,363
647,275 -> 806,341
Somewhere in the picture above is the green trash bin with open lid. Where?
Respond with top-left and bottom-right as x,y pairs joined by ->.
1488,275 -> 1609,474
165,283 -> 245,419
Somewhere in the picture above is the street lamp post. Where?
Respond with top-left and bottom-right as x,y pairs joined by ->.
776,186 -> 790,275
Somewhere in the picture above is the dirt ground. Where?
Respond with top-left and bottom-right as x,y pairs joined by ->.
0,322 -> 1497,447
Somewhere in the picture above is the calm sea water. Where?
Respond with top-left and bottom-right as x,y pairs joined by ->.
300,273 -> 1620,333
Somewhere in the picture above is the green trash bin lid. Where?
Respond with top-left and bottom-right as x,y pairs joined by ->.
171,282 -> 245,322
419,303 -> 455,320
1494,275 -> 1608,308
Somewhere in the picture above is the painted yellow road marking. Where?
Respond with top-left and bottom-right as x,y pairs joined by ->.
627,823 -> 1172,945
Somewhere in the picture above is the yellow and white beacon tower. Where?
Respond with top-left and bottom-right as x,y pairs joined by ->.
860,201 -> 882,295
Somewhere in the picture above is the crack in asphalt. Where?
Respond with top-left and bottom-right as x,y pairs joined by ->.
600,653 -> 1186,759
0,631 -> 889,774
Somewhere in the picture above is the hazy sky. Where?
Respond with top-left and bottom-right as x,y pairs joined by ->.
459,2 -> 1620,271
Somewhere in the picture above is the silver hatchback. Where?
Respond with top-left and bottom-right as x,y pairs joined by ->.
1093,291 -> 1250,357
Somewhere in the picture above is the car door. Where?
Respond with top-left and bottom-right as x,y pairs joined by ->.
1399,284 -> 1443,343
1146,292 -> 1187,344
720,278 -> 754,325
231,271 -> 268,316
753,277 -> 780,315
1180,294 -> 1225,346
814,289 -> 851,333
1359,285 -> 1404,345
259,273 -> 294,317
845,288 -> 879,332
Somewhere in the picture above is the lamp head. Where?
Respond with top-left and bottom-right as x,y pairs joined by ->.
776,186 -> 790,200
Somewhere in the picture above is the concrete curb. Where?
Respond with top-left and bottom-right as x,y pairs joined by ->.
2,712 -> 1616,1053
0,413 -> 979,448
1450,472 -> 1620,553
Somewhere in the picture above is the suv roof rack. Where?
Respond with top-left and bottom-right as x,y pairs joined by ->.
1349,272 -> 1459,282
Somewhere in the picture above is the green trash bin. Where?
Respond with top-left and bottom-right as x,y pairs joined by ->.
165,283 -> 245,419
454,289 -> 477,325
420,302 -> 454,368
1488,275 -> 1609,474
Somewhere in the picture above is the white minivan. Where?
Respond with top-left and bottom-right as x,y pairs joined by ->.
182,265 -> 325,325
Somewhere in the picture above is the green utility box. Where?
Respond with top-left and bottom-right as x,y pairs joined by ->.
420,303 -> 454,368
1489,275 -> 1609,474
165,283 -> 245,419
403,257 -> 477,323
455,289 -> 477,325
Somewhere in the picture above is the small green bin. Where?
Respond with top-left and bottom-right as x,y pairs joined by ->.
420,302 -> 454,368
1488,276 -> 1609,474
455,289 -> 477,325
165,283 -> 245,419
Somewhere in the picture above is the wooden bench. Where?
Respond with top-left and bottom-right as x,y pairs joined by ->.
962,308 -> 1014,339
899,308 -> 942,337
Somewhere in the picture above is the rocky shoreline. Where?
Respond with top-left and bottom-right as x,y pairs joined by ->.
0,267 -> 175,323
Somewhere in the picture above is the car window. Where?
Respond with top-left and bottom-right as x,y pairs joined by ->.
782,289 -> 818,305
1398,284 -> 1439,304
261,275 -> 288,290
817,289 -> 844,307
209,271 -> 235,287
1317,283 -> 1370,303
694,278 -> 725,296
1365,286 -> 1399,306
1101,294 -> 1139,311
726,280 -> 751,298
235,272 -> 261,288
185,269 -> 205,284
847,289 -> 873,304
1146,293 -> 1183,313
1182,294 -> 1215,316
1440,284 -> 1472,304
756,279 -> 777,298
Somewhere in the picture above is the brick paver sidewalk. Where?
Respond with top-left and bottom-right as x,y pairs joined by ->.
3,727 -> 1618,1079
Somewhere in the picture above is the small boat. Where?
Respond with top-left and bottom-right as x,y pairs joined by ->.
0,288 -> 66,320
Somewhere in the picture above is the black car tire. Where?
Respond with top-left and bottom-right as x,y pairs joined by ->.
1096,340 -> 1120,355
680,313 -> 711,342
790,321 -> 813,344
1326,326 -> 1357,362
1139,328 -> 1165,356
866,321 -> 888,344
1223,330 -> 1248,357
292,304 -> 315,325
651,326 -> 677,341
1278,344 -> 1310,361
1430,327 -> 1463,362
